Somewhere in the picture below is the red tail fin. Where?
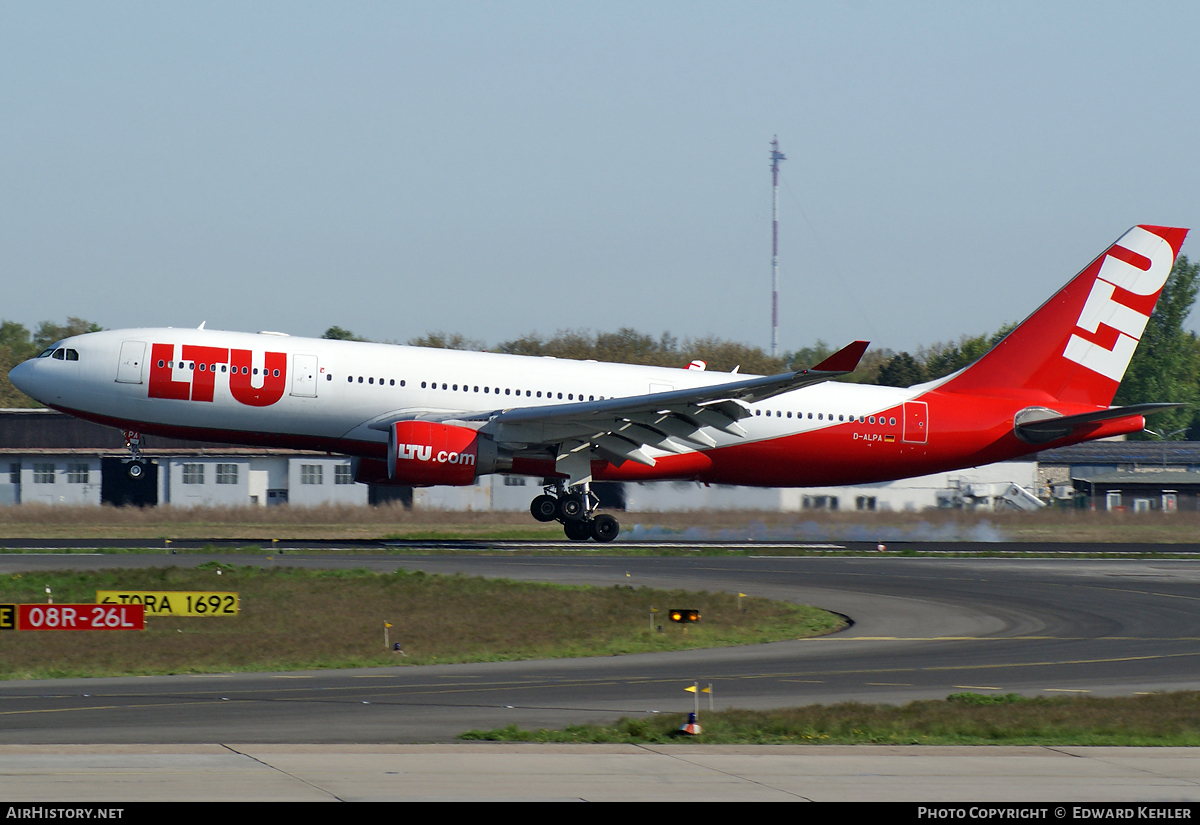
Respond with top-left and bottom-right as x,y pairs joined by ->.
940,225 -> 1188,406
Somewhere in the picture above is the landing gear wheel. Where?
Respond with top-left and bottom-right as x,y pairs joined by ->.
530,495 -> 559,522
127,462 -> 144,480
559,496 -> 585,521
563,519 -> 592,541
590,514 -> 619,543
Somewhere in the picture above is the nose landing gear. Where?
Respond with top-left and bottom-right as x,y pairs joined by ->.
528,482 -> 620,542
122,430 -> 147,479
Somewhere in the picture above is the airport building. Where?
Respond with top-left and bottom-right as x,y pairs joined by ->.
0,408 -> 366,508
2,407 -> 1198,512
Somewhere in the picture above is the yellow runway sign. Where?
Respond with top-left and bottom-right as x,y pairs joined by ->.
96,591 -> 239,617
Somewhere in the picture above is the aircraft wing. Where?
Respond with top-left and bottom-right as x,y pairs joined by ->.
370,340 -> 867,483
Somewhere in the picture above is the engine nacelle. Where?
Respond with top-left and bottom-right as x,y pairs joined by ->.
386,421 -> 500,486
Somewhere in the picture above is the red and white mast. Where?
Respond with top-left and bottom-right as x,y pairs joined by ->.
770,136 -> 786,359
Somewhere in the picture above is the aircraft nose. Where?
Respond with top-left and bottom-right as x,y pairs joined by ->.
8,359 -> 39,400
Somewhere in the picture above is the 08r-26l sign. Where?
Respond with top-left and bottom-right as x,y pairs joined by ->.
17,604 -> 144,630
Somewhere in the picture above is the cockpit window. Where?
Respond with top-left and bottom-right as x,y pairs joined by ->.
37,348 -> 54,358
65,349 -> 79,361
51,349 -> 65,360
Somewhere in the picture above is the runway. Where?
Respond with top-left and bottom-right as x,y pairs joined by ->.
3,549 -> 1200,743
4,547 -> 1200,799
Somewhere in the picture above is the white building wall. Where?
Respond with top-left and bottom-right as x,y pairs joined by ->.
159,456 -> 367,508
780,462 -> 1039,512
14,457 -> 102,506
490,475 -> 545,511
623,481 -> 789,511
287,457 -> 368,506
408,462 -> 1039,513
412,475 -> 493,511
0,459 -> 21,505
164,458 -> 251,507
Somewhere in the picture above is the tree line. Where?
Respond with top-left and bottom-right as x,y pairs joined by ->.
2,256 -> 1196,438
332,255 -> 1200,440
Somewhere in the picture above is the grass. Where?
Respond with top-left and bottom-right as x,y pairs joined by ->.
2,503 -> 1200,546
0,564 -> 843,679
461,691 -> 1200,746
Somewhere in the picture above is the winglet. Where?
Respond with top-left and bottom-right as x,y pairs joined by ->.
811,340 -> 869,373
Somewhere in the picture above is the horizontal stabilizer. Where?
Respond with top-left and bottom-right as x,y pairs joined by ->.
1014,403 -> 1183,444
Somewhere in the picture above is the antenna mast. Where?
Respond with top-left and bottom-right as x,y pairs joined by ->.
770,136 -> 786,358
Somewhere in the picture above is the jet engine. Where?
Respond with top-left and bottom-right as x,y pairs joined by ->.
385,421 -> 501,486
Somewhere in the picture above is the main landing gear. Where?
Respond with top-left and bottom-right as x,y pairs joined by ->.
530,482 -> 620,543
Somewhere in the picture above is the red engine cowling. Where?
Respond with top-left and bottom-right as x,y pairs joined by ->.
387,421 -> 498,486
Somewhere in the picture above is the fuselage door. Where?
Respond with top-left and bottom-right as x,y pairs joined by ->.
291,354 -> 318,397
902,400 -> 928,444
115,341 -> 146,384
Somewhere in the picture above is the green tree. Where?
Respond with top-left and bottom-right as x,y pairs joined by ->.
876,352 -> 927,387
1114,255 -> 1200,440
321,325 -> 369,342
32,317 -> 101,351
408,331 -> 485,351
0,317 -> 103,408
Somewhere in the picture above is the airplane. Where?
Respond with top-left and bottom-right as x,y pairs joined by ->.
7,224 -> 1188,542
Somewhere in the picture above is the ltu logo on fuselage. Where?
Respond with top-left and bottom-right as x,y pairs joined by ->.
1063,227 -> 1173,382
148,343 -> 287,407
397,444 -> 475,466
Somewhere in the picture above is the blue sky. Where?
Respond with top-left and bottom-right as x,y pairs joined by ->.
2,2 -> 1198,357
